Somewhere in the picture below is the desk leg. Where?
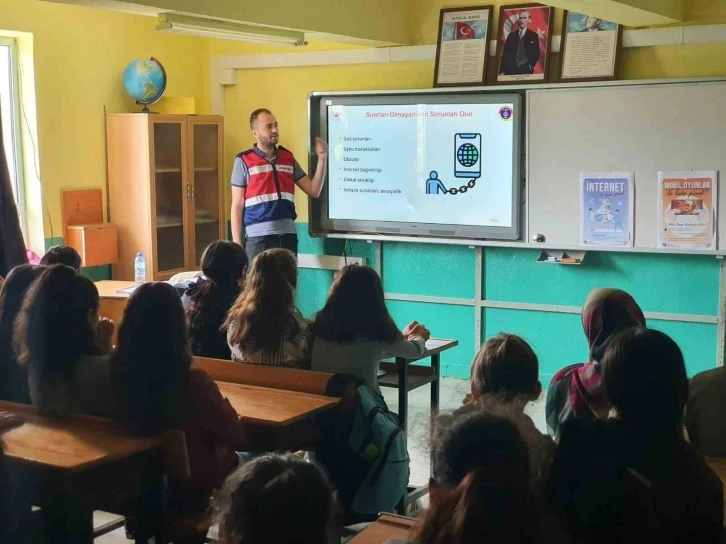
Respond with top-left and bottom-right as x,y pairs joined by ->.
134,457 -> 165,544
430,353 -> 441,480
396,357 -> 408,433
431,353 -> 441,415
396,357 -> 409,515
43,490 -> 93,543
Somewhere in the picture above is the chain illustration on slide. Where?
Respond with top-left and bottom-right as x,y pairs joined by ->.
426,171 -> 479,195
448,179 -> 478,195
425,133 -> 482,197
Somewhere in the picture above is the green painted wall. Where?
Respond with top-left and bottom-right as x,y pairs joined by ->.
293,224 -> 722,384
50,222 -> 718,385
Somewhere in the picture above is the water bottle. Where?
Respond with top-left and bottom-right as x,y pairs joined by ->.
134,252 -> 146,285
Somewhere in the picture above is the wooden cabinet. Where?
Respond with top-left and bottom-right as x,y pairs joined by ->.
106,114 -> 225,281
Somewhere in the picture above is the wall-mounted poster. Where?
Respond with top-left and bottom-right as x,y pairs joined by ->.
580,172 -> 634,247
433,6 -> 494,87
495,3 -> 553,84
658,171 -> 718,251
560,11 -> 623,82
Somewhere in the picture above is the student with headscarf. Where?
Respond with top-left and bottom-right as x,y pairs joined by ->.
545,288 -> 645,440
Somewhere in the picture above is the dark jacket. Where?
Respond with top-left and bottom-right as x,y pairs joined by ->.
686,366 -> 726,457
500,28 -> 540,75
548,418 -> 723,544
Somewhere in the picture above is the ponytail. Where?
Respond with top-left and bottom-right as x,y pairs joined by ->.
414,468 -> 536,544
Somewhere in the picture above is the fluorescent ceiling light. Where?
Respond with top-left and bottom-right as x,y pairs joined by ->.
156,13 -> 307,46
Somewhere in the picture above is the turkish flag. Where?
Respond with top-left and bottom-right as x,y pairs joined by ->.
455,22 -> 476,40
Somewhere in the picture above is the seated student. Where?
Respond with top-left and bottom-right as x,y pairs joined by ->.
548,328 -> 723,544
311,264 -> 429,393
186,241 -> 248,360
13,265 -> 116,417
112,282 -> 250,516
465,333 -> 555,489
412,410 -> 538,544
39,244 -> 82,271
685,365 -> 726,457
213,453 -> 337,544
225,249 -> 312,369
0,265 -> 45,403
546,288 -> 645,440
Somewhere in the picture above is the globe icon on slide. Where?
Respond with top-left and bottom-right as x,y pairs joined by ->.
122,58 -> 167,111
457,143 -> 479,167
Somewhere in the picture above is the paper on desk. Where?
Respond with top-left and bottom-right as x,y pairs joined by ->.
116,285 -> 139,295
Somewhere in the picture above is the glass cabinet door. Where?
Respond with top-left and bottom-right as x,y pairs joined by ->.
188,118 -> 223,267
151,119 -> 188,274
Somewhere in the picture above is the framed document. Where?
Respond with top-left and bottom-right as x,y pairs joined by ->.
560,11 -> 622,82
494,3 -> 554,85
433,5 -> 494,87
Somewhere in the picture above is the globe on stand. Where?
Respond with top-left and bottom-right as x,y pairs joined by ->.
122,57 -> 167,113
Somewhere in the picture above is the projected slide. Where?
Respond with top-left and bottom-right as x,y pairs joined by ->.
327,102 -> 516,228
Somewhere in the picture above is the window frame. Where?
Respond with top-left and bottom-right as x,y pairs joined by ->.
0,36 -> 27,236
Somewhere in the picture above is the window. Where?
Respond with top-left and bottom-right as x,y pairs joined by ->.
0,37 -> 25,235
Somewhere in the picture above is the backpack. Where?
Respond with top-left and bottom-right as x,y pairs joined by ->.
317,376 -> 409,523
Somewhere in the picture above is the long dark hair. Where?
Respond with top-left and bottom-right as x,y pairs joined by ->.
187,241 -> 248,358
0,265 -> 45,403
603,327 -> 688,438
312,264 -> 400,343
14,265 -> 100,400
214,453 -> 337,544
413,410 -> 537,544
225,249 -> 299,351
112,282 -> 192,434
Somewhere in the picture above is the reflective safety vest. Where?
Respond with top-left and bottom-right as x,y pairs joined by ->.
238,146 -> 297,228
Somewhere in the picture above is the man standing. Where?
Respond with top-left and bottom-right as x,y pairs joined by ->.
500,10 -> 540,75
230,108 -> 328,262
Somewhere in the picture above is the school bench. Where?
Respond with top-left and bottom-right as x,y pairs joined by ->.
0,400 -> 163,543
196,357 -> 340,452
196,356 -> 334,395
349,513 -> 416,543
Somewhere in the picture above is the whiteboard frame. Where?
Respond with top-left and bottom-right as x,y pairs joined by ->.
310,78 -> 726,369
311,76 -> 726,257
323,231 -> 726,256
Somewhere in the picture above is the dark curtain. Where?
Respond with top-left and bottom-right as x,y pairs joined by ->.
0,106 -> 27,277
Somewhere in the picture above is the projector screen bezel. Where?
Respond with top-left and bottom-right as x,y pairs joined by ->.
315,92 -> 523,241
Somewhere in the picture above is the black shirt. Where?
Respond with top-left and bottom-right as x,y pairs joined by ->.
548,418 -> 723,544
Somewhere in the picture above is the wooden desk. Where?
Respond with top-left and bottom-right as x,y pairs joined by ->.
0,401 -> 163,543
216,381 -> 339,427
378,339 -> 458,514
96,280 -> 134,344
349,513 -> 416,544
216,381 -> 340,452
1,408 -> 159,471
378,338 -> 458,432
